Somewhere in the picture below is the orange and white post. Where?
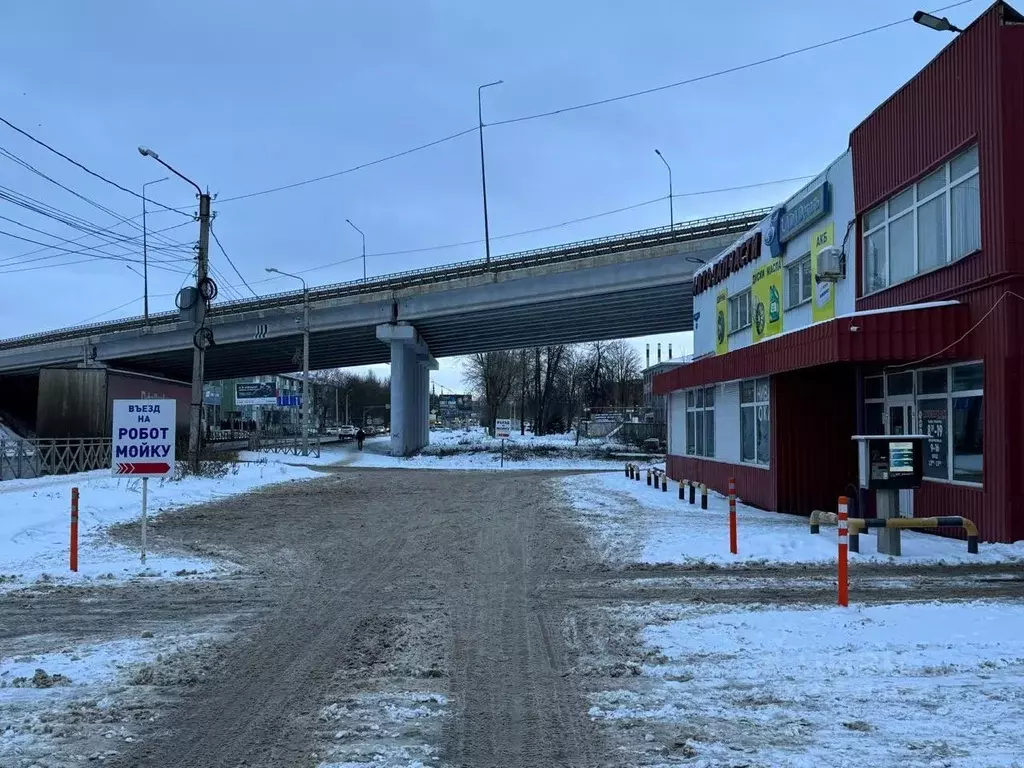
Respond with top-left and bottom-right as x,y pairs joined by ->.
728,477 -> 738,555
837,496 -> 849,607
70,487 -> 79,573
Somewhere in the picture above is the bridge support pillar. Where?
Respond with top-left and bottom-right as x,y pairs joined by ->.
376,323 -> 437,456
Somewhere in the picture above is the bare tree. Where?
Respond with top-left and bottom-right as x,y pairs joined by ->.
531,345 -> 566,434
462,351 -> 517,435
606,340 -> 643,408
558,344 -> 588,431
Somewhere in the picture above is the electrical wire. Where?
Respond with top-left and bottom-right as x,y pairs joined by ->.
0,146 -> 192,253
210,225 -> 259,298
215,127 -> 479,204
888,291 -> 1024,370
0,116 -> 192,219
0,227 -> 191,275
75,296 -> 144,324
4,217 -> 193,264
206,1 -> 977,206
489,1 -> 979,128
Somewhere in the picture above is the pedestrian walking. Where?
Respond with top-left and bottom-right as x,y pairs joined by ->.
356,427 -> 366,450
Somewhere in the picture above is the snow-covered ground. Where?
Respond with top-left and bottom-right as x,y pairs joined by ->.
0,623 -> 228,766
591,601 -> 1024,767
244,431 -> 630,471
0,462 -> 320,590
565,471 -> 1024,565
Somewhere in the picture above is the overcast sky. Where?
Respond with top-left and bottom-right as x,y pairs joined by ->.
0,0 -> 977,391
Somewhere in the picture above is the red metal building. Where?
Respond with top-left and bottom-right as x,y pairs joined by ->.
656,2 -> 1024,543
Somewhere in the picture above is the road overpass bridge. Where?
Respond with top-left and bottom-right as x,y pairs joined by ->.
0,207 -> 768,454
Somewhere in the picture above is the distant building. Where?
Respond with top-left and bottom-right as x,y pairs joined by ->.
204,374 -> 333,432
643,360 -> 687,424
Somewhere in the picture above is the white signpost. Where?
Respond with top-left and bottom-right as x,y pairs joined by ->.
112,399 -> 176,564
495,418 -> 512,467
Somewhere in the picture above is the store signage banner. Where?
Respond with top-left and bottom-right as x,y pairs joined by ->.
715,290 -> 729,356
751,257 -> 783,343
810,223 -> 836,323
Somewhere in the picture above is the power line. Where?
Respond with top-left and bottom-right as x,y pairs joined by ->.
0,227 -> 191,275
0,115 -> 192,219
3,209 -> 193,263
210,225 -> 259,298
489,0 -> 979,128
0,145 -> 192,254
75,296 -> 143,325
215,127 -> 479,204
208,1 -> 976,206
254,174 -> 807,285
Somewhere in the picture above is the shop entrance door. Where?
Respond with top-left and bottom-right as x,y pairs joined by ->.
887,401 -> 915,517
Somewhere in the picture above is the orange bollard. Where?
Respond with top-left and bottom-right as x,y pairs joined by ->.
70,487 -> 79,573
838,496 -> 849,607
728,477 -> 737,555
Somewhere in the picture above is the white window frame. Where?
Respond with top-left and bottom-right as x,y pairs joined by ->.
740,377 -> 770,467
867,362 -> 983,487
684,385 -> 715,458
862,144 -> 980,295
728,290 -> 751,335
785,253 -> 812,309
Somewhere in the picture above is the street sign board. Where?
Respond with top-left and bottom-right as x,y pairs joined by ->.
495,418 -> 512,438
236,382 -> 277,406
112,399 -> 176,477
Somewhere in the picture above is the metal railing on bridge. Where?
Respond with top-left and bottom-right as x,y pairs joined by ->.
0,207 -> 770,350
0,438 -> 112,481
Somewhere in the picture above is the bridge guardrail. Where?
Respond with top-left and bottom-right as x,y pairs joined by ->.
0,207 -> 770,350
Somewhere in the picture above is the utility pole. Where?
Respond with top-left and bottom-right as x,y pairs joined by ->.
345,391 -> 350,425
478,80 -> 503,265
335,387 -> 340,425
139,146 -> 210,472
140,177 -> 167,326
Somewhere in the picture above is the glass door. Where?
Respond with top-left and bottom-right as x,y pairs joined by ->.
887,401 -> 915,516
888,403 -> 914,435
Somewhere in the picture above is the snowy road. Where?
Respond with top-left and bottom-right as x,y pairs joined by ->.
3,465 -> 1024,767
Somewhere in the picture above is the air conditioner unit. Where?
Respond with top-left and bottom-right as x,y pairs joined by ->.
816,246 -> 845,282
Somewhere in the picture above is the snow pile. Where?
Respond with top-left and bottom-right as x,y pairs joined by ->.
590,601 -> 1024,767
0,461 -> 320,588
565,472 -> 1024,565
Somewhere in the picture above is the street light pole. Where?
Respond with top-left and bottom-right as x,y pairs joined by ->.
138,148 -> 209,472
140,177 -> 168,325
346,219 -> 366,282
478,80 -> 503,265
654,149 -> 674,227
265,267 -> 310,456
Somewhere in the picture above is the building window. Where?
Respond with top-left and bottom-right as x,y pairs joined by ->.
785,254 -> 812,309
728,290 -> 751,334
862,144 -> 980,294
685,386 -> 715,457
740,377 -> 770,465
867,363 -> 983,485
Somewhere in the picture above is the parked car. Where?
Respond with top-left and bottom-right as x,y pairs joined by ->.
338,425 -> 358,441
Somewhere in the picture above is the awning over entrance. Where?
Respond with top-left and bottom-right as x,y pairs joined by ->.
653,301 -> 969,394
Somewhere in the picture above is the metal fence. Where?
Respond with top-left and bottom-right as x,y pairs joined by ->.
0,438 -> 112,481
246,434 -> 322,459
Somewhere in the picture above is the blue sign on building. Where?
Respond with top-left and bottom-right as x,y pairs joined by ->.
277,394 -> 302,407
779,181 -> 831,243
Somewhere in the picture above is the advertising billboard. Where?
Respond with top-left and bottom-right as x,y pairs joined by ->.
236,382 -> 277,406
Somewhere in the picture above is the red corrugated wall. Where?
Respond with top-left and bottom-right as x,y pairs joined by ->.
849,2 -> 1024,542
666,454 -> 776,512
773,366 -> 859,517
